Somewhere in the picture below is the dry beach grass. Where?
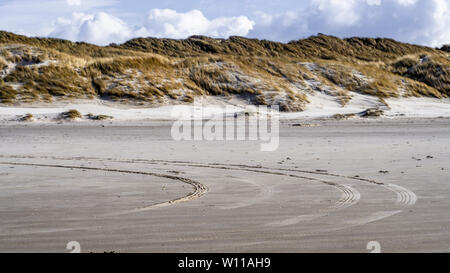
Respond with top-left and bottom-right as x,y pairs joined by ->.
1,31 -> 449,111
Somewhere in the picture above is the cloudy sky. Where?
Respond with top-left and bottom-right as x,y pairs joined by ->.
0,0 -> 448,47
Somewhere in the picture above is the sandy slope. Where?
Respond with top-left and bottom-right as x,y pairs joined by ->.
1,94 -> 450,123
0,118 -> 449,252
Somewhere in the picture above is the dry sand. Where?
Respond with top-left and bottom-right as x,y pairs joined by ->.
0,118 -> 449,252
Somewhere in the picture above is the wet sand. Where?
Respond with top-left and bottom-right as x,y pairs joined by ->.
0,118 -> 449,252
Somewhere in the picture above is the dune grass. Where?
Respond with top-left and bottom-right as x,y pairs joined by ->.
86,113 -> 113,120
1,31 -> 449,110
59,109 -> 82,120
0,80 -> 17,103
19,113 -> 34,122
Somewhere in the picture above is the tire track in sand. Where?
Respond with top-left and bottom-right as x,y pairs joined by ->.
138,158 -> 417,207
0,161 -> 208,215
0,155 -> 417,227
267,184 -> 361,227
0,155 -> 361,224
0,155 -> 418,247
383,183 -> 417,207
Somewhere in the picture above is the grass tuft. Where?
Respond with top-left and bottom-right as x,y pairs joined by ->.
19,113 -> 34,121
86,113 -> 113,120
59,109 -> 82,120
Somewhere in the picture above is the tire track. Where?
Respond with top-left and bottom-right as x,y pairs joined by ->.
0,161 -> 208,214
136,159 -> 417,208
0,155 -> 361,225
0,155 -> 416,221
117,161 -> 362,223
332,184 -> 362,210
267,184 -> 360,227
0,155 -> 416,247
1,154 -> 414,209
0,155 -> 381,185
131,208 -> 405,247
218,179 -> 277,210
383,183 -> 417,207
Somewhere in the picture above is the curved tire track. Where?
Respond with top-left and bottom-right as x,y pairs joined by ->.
0,155 -> 419,248
0,155 -> 361,225
133,161 -> 363,224
383,183 -> 418,207
0,155 -> 417,226
144,159 -> 417,208
267,184 -> 360,227
0,161 -> 208,215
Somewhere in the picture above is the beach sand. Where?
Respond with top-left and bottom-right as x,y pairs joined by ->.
0,118 -> 449,252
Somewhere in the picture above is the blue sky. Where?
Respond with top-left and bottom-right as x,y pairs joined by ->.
0,0 -> 448,46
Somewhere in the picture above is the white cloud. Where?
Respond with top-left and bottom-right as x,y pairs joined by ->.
47,8 -> 255,45
312,0 -> 360,27
396,0 -> 418,6
140,9 -> 254,39
0,0 -> 448,47
0,0 -> 117,38
424,0 -> 450,46
366,0 -> 381,6
49,12 -> 133,45
249,0 -> 450,46
66,0 -> 81,6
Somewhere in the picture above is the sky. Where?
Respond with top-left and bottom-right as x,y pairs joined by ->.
0,0 -> 448,47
